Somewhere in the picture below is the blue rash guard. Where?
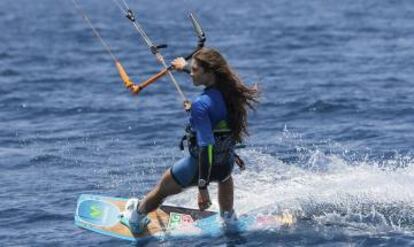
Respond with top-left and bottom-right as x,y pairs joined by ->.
190,87 -> 228,146
171,87 -> 235,188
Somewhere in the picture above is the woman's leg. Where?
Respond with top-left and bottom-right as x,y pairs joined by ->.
138,168 -> 182,214
218,176 -> 234,213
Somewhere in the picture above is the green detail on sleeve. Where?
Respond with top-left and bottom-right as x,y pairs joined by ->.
208,145 -> 213,167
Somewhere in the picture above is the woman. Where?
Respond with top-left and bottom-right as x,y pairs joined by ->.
123,47 -> 259,234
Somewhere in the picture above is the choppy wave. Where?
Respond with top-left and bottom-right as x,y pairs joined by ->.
169,132 -> 414,236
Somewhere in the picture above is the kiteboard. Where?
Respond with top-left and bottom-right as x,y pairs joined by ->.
74,194 -> 294,242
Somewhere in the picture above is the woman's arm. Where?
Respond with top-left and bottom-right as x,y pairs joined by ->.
171,57 -> 191,73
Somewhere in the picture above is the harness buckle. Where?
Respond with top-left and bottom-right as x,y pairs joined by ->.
179,135 -> 186,151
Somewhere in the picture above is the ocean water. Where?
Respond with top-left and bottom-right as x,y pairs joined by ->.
1,0 -> 414,246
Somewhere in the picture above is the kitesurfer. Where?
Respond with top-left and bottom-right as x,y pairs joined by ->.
123,48 -> 259,234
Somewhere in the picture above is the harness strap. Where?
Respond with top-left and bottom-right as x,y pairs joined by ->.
198,145 -> 213,189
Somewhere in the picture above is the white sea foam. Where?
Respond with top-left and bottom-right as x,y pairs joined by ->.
167,147 -> 414,233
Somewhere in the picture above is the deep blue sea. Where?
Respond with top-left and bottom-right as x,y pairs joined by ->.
1,0 -> 414,246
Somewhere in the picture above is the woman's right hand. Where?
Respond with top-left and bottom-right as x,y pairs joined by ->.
183,100 -> 192,111
198,188 -> 212,211
171,57 -> 187,71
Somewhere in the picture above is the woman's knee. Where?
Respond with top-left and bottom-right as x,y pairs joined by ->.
220,175 -> 233,186
218,176 -> 234,197
158,169 -> 182,197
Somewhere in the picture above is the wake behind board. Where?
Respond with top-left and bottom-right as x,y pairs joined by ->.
75,194 -> 294,242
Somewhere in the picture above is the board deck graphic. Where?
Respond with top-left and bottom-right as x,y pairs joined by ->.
75,194 -> 294,242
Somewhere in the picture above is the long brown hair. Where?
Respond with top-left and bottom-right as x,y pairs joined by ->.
193,48 -> 259,143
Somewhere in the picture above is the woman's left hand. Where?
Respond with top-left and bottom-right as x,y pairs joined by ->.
235,153 -> 246,171
198,188 -> 211,211
171,57 -> 187,70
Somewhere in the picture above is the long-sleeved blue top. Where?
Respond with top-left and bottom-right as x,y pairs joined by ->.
189,87 -> 228,147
